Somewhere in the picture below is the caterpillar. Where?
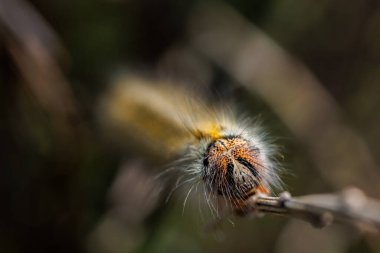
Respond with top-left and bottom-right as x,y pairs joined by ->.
101,75 -> 283,217
178,109 -> 283,216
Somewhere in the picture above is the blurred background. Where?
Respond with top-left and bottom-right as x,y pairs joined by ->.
1,0 -> 380,252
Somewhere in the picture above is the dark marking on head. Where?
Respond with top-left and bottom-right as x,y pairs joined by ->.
203,157 -> 209,167
237,157 -> 259,178
226,162 -> 235,187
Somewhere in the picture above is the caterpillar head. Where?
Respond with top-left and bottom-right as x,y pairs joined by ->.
203,135 -> 268,201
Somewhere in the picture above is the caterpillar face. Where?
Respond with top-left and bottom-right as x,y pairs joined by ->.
174,108 -> 282,215
203,135 -> 268,200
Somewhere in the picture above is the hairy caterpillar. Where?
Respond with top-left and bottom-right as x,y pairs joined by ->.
101,76 -> 283,217
177,109 -> 283,216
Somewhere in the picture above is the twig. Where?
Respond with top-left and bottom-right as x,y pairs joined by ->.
247,187 -> 380,233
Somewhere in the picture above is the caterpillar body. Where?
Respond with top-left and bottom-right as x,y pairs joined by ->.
179,112 -> 283,215
101,76 -> 283,217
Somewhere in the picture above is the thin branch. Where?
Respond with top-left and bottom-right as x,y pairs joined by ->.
246,187 -> 380,233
